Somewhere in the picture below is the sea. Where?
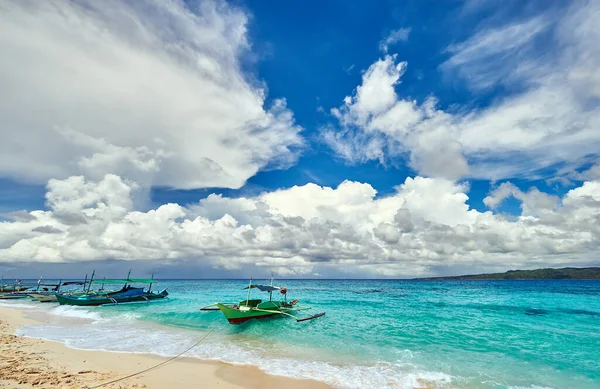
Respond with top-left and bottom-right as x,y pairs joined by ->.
2,279 -> 599,389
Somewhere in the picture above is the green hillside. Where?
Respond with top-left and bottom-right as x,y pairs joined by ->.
416,267 -> 600,280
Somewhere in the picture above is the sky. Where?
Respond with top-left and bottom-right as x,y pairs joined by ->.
0,0 -> 599,279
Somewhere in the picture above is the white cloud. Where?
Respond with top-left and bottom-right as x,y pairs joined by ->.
1,173 -> 598,276
379,28 -> 411,53
0,0 -> 303,189
323,1 -> 600,181
323,56 -> 470,180
483,182 -> 559,217
441,15 -> 550,90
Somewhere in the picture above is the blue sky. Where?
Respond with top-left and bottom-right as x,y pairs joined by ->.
139,0 -> 577,214
0,0 -> 572,213
0,0 -> 599,278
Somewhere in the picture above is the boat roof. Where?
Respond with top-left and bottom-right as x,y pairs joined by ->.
242,284 -> 281,292
92,278 -> 154,284
38,282 -> 61,287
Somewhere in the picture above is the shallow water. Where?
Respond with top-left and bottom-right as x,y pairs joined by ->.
5,280 -> 599,389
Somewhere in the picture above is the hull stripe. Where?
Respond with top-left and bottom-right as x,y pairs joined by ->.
227,313 -> 278,324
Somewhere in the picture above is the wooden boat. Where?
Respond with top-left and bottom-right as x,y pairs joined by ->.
201,279 -> 325,324
55,273 -> 168,306
56,289 -> 168,306
0,279 -> 31,293
28,278 -> 90,303
0,293 -> 28,300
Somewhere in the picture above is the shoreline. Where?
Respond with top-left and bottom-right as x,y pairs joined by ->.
0,304 -> 332,389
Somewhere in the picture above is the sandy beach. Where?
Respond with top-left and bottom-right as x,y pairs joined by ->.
0,305 -> 332,389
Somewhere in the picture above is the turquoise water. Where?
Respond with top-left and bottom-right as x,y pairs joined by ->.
7,280 -> 600,389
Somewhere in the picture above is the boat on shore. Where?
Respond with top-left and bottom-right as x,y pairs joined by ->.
0,279 -> 32,299
201,278 -> 325,324
0,293 -> 28,300
0,279 -> 32,293
28,277 -> 90,303
55,273 -> 168,306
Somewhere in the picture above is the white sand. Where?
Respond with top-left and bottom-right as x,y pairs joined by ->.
0,305 -> 332,389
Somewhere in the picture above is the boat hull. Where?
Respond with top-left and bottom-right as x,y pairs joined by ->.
0,286 -> 30,293
28,293 -> 58,303
55,290 -> 168,306
216,301 -> 285,324
0,294 -> 28,300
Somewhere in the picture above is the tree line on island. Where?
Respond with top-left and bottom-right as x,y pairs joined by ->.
415,267 -> 600,280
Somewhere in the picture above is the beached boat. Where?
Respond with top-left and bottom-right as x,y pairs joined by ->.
55,274 -> 168,306
0,293 -> 28,300
0,279 -> 31,293
201,279 -> 325,324
28,278 -> 90,303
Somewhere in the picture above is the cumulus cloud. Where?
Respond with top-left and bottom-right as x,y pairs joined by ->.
323,55 -> 470,180
323,1 -> 600,181
0,0 -> 303,189
1,174 -> 598,277
483,182 -> 560,217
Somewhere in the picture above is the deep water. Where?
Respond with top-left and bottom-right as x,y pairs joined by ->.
5,279 -> 600,389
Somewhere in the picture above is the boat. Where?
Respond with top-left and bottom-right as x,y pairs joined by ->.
0,278 -> 31,293
55,273 -> 168,306
0,293 -> 28,300
201,278 -> 325,324
0,279 -> 32,298
28,277 -> 90,303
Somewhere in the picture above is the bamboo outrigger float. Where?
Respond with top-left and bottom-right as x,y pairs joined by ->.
201,278 -> 325,324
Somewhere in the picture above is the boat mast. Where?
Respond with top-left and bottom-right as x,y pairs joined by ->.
82,273 -> 88,292
246,277 -> 252,306
125,269 -> 131,288
86,270 -> 95,293
149,273 -> 154,292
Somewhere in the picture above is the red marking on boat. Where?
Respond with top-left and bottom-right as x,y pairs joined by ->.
227,313 -> 278,324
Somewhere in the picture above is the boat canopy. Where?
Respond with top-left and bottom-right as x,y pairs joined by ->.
92,278 -> 154,284
242,284 -> 281,292
38,282 -> 61,287
129,278 -> 155,283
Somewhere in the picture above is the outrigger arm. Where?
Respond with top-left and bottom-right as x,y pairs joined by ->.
200,303 -> 220,311
252,308 -> 326,322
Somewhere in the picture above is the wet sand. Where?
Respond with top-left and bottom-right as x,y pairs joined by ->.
0,305 -> 332,389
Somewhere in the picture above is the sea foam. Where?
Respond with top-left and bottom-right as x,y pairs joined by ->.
15,306 -> 454,389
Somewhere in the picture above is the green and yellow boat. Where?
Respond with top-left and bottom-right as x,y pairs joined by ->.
201,279 -> 325,324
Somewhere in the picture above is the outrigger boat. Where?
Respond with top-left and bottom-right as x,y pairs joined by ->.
55,272 -> 168,306
28,276 -> 90,303
0,294 -> 28,300
0,279 -> 32,299
0,278 -> 32,293
201,278 -> 325,324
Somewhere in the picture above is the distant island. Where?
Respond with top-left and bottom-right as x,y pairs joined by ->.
416,267 -> 600,280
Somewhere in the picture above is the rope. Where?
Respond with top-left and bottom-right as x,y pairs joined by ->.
86,323 -> 218,389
